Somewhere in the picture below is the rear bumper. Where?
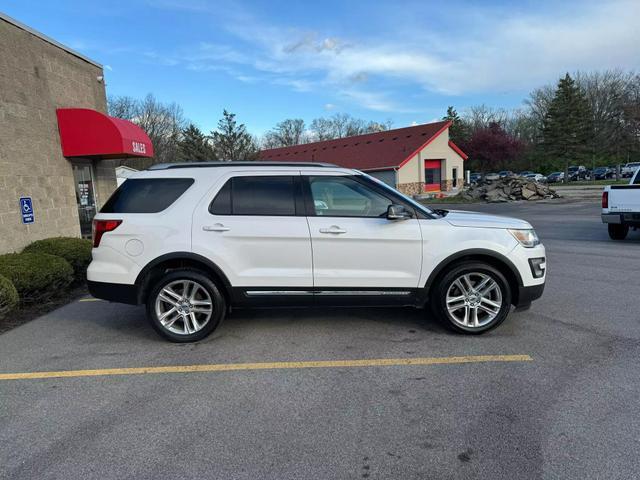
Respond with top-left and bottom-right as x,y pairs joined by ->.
602,212 -> 640,226
87,280 -> 140,305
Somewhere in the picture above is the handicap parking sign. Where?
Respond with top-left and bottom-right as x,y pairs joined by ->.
19,197 -> 34,224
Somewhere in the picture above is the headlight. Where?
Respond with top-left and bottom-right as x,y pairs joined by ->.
508,229 -> 540,248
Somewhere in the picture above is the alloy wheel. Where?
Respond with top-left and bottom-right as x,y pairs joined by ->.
445,272 -> 503,329
154,279 -> 213,335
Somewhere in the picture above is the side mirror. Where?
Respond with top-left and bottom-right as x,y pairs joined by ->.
387,204 -> 412,220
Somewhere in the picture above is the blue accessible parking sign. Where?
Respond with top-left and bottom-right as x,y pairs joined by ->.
19,197 -> 34,224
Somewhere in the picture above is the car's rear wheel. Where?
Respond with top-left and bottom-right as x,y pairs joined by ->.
146,270 -> 226,342
608,224 -> 628,240
431,262 -> 512,334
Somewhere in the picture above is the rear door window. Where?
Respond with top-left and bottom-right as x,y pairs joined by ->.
101,178 -> 194,213
209,176 -> 296,216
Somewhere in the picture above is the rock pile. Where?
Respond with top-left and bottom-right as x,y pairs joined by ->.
461,177 -> 561,202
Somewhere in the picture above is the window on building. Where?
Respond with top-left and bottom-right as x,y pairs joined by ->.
425,167 -> 441,185
101,178 -> 194,213
209,176 -> 296,216
308,176 -> 391,217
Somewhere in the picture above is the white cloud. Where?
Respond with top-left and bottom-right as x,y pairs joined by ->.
147,0 -> 640,111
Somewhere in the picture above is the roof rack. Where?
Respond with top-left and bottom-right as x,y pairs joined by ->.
148,161 -> 336,170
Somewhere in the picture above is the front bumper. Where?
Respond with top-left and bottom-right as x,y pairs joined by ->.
515,283 -> 545,309
87,280 -> 140,305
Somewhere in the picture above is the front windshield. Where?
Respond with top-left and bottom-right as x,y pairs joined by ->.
359,172 -> 435,216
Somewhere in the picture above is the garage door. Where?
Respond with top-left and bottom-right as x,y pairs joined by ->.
367,169 -> 396,188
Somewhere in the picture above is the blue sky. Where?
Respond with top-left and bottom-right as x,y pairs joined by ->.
3,0 -> 639,134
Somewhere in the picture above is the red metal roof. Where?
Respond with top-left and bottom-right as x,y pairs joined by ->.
259,120 -> 465,170
448,140 -> 468,160
56,108 -> 154,159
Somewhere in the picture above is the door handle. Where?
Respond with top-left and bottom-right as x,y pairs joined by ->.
319,225 -> 347,234
203,223 -> 230,232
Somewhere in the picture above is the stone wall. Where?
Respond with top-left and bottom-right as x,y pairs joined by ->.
0,18 -> 109,253
397,182 -> 424,196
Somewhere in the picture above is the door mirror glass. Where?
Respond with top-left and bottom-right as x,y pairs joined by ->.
387,204 -> 411,220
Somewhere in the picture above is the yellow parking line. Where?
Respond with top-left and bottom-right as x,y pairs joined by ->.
0,355 -> 532,381
78,298 -> 103,302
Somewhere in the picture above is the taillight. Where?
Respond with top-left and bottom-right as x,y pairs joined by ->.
602,191 -> 608,209
92,219 -> 122,247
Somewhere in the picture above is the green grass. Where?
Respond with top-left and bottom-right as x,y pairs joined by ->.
558,179 -> 628,186
417,195 -> 478,204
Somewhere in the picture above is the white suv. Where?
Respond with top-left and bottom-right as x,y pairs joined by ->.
88,162 -> 546,342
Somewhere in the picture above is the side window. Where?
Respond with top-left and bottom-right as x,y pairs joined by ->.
308,176 -> 392,217
101,178 -> 194,213
209,179 -> 231,215
209,176 -> 296,216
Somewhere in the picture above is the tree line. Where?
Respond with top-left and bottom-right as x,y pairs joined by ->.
107,94 -> 392,169
109,69 -> 640,173
445,70 -> 640,174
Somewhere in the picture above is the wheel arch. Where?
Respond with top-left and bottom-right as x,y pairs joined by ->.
135,252 -> 232,304
423,249 -> 523,306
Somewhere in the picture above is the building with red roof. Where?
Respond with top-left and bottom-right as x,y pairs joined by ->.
259,120 -> 468,194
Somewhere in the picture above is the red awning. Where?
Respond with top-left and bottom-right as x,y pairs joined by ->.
56,108 -> 154,159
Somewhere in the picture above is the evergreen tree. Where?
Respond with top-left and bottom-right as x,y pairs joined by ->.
442,106 -> 469,144
211,110 -> 258,161
177,123 -> 215,162
542,74 -> 593,171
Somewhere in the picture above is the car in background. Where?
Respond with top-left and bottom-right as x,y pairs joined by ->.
547,172 -> 565,183
568,165 -> 590,181
485,172 -> 500,181
498,170 -> 515,178
621,162 -> 640,178
593,167 -> 614,180
602,168 -> 640,240
519,171 -> 534,177
470,172 -> 483,184
525,173 -> 547,183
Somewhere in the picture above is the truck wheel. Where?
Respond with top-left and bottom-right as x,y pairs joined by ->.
146,269 -> 226,342
608,224 -> 629,240
430,262 -> 512,334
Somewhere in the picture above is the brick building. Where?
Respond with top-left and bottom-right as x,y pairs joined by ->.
0,13 -> 153,253
259,120 -> 468,196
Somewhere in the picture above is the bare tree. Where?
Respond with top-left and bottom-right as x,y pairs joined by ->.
108,93 -> 186,168
308,114 -> 391,142
263,119 -> 308,148
463,104 -> 509,131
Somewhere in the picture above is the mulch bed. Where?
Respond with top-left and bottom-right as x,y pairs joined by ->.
0,285 -> 88,334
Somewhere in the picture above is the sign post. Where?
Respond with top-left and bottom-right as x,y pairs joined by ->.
19,197 -> 34,224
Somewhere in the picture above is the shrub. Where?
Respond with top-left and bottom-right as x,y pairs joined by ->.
23,237 -> 92,283
0,274 -> 19,318
0,253 -> 73,304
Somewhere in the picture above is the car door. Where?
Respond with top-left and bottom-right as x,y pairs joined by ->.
192,171 -> 313,298
304,173 -> 423,295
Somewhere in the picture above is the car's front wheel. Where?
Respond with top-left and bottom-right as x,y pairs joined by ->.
431,262 -> 512,334
146,270 -> 226,342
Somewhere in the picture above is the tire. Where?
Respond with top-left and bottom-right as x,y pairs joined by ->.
430,262 -> 512,334
146,269 -> 226,342
608,224 -> 629,240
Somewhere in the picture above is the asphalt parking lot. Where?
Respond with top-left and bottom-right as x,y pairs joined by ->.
1,199 -> 639,480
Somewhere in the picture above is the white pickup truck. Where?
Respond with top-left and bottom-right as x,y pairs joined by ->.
602,168 -> 640,239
